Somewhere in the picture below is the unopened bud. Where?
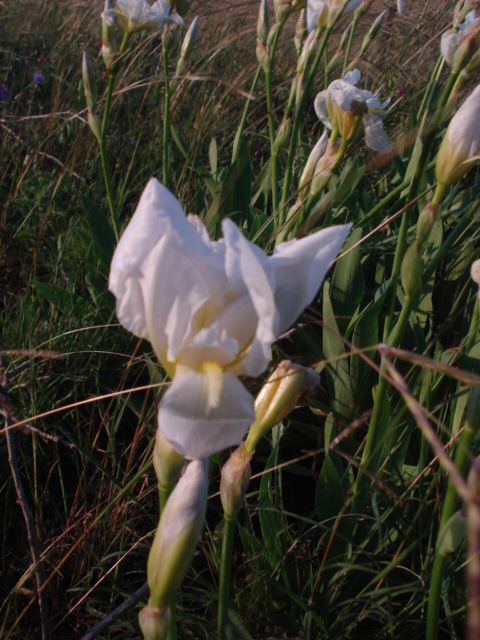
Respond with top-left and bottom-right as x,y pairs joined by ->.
147,459 -> 208,609
87,112 -> 102,141
272,119 -> 291,154
416,202 -> 440,246
274,0 -> 291,23
299,131 -> 329,198
257,0 -> 269,45
175,56 -> 186,80
181,15 -> 199,60
435,84 -> 480,188
153,429 -> 184,494
243,361 -> 317,455
360,10 -> 386,56
256,39 -> 270,71
220,447 -> 252,519
294,9 -> 307,55
400,241 -> 423,299
355,0 -> 374,20
310,138 -> 339,195
452,26 -> 480,73
297,30 -> 316,73
82,52 -> 97,113
437,511 -> 467,556
138,604 -> 170,640
102,0 -> 116,68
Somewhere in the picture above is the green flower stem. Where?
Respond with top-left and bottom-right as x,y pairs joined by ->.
217,515 -> 236,639
98,32 -> 130,241
280,26 -> 333,219
426,388 -> 480,640
351,58 -> 464,512
159,484 -> 176,640
232,66 -> 262,163
264,20 -> 286,214
98,135 -> 121,241
353,194 -> 480,513
266,66 -> 279,213
162,32 -> 171,189
341,17 -> 358,76
416,55 -> 443,121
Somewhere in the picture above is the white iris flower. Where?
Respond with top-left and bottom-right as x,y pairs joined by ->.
109,178 -> 351,458
314,69 -> 392,153
102,0 -> 183,34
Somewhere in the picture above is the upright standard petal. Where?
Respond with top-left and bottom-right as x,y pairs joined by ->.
314,70 -> 392,151
265,224 -> 352,334
158,366 -> 255,458
222,219 -> 278,377
436,83 -> 480,186
363,113 -> 393,153
314,91 -> 332,128
307,0 -> 327,31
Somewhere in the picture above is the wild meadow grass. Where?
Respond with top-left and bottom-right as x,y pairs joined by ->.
1,0 -> 480,638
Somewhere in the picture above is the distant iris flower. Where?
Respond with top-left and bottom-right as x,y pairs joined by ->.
102,0 -> 183,34
109,178 -> 351,459
314,69 -> 392,152
0,82 -> 12,103
306,0 -> 362,31
440,10 -> 480,69
31,71 -> 44,86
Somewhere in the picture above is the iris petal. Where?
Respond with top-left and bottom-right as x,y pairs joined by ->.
266,225 -> 352,335
159,366 -> 255,459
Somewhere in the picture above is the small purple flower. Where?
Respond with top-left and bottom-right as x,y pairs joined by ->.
25,58 -> 30,66
0,82 -> 12,103
32,71 -> 44,86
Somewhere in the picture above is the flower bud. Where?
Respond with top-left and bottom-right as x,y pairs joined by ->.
147,459 -> 208,609
435,83 -> 480,188
274,0 -> 291,23
243,361 -> 318,455
272,119 -> 291,154
452,25 -> 480,73
298,131 -> 329,198
354,0 -> 373,20
174,56 -> 185,79
294,9 -> 307,56
82,52 -> 98,113
153,429 -> 184,493
400,241 -> 423,299
138,604 -> 170,640
416,202 -> 440,246
359,10 -> 386,57
257,0 -> 269,45
437,511 -> 467,556
310,138 -> 339,195
297,30 -> 316,73
102,0 -> 116,68
256,39 -> 270,71
180,16 -> 199,60
220,447 -> 253,519
87,112 -> 102,141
